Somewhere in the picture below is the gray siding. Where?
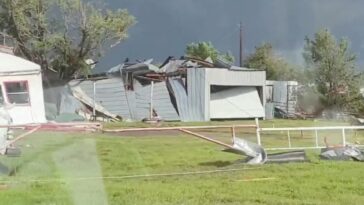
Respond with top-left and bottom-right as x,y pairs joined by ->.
135,81 -> 180,121
72,78 -> 134,119
206,69 -> 266,86
187,68 -> 208,121
267,81 -> 298,116
265,103 -> 274,120
68,79 -> 179,121
168,78 -> 189,121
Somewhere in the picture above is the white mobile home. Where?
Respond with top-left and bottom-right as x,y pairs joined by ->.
0,52 -> 46,124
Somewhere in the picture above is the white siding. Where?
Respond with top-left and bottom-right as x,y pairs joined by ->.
0,73 -> 46,124
210,87 -> 265,119
187,68 -> 266,121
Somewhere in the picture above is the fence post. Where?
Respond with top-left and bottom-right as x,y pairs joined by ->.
255,118 -> 261,145
231,125 -> 236,143
342,128 -> 346,146
92,81 -> 96,121
287,130 -> 291,148
315,130 -> 319,148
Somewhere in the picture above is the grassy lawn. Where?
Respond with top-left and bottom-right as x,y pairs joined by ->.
0,119 -> 363,204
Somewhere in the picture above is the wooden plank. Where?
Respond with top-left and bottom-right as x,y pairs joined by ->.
7,126 -> 41,146
179,128 -> 234,149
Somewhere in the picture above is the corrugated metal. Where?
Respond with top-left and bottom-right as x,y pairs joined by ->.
68,79 -> 179,121
187,68 -> 208,121
107,64 -> 124,73
210,87 -> 265,119
265,81 -> 298,117
206,68 -> 266,86
59,86 -> 83,114
265,103 -> 274,120
168,78 -> 189,121
70,78 -> 134,120
133,81 -> 150,120
135,81 -> 180,121
160,60 -> 185,73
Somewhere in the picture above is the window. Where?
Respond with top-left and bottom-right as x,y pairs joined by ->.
4,81 -> 29,104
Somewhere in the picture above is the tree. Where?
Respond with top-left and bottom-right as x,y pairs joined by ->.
303,28 -> 363,112
244,43 -> 299,81
186,41 -> 234,64
0,0 -> 135,80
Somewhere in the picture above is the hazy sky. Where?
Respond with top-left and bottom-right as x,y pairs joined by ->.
95,0 -> 364,72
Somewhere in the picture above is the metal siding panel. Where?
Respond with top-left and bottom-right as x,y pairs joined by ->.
168,78 -> 189,121
206,69 -> 265,86
134,82 -> 179,121
187,68 -> 194,121
96,78 -> 132,119
153,82 -> 180,121
265,103 -> 274,120
74,78 -> 134,120
198,69 -> 207,121
204,70 -> 210,121
187,68 -> 206,121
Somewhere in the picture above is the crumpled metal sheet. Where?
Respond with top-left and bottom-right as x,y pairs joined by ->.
123,59 -> 160,73
320,145 -> 364,161
266,150 -> 309,163
107,64 -> 124,74
223,137 -> 310,164
168,78 -> 189,121
223,137 -> 267,164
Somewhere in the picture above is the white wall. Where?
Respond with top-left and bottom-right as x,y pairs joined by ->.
0,73 -> 46,124
187,68 -> 267,121
210,87 -> 265,119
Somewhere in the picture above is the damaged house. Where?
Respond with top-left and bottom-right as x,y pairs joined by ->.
0,52 -> 46,124
58,57 -> 266,122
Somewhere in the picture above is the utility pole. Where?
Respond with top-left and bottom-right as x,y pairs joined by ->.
239,22 -> 244,67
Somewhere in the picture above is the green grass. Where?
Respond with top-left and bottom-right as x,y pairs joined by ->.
0,120 -> 363,204
104,118 -> 350,129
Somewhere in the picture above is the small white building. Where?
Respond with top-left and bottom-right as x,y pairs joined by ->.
265,80 -> 298,119
180,67 -> 266,121
0,52 -> 46,124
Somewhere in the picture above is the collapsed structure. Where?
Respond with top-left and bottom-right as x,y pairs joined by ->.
58,57 -> 266,122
